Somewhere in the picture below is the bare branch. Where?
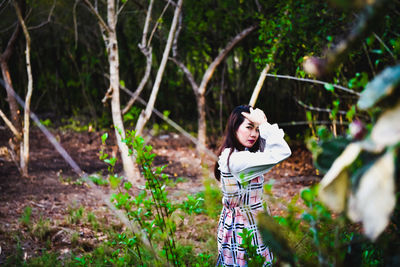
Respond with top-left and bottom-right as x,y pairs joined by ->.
28,0 -> 56,30
135,0 -> 183,137
122,0 -> 154,113
140,0 -> 154,47
120,85 -> 218,161
265,73 -> 360,96
249,64 -> 270,107
363,42 -> 376,76
83,0 -> 112,33
294,98 -> 348,115
198,25 -> 257,95
172,11 -> 183,57
148,0 -> 171,47
0,109 -> 21,139
122,47 -> 152,114
1,24 -> 19,62
373,32 -> 396,60
73,0 -> 79,48
117,0 -> 128,16
169,57 -> 199,93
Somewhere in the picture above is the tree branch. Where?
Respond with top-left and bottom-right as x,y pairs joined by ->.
148,0 -> 171,47
294,98 -> 348,115
265,73 -> 360,96
169,57 -> 199,93
198,25 -> 257,95
83,0 -> 112,33
0,109 -> 21,140
27,0 -> 56,30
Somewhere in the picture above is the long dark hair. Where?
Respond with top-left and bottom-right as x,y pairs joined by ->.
214,105 -> 261,181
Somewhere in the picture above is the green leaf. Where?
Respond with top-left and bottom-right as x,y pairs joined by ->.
324,83 -> 335,92
109,175 -> 121,189
120,80 -> 125,87
300,188 -> 314,206
357,65 -> 400,110
101,133 -> 108,144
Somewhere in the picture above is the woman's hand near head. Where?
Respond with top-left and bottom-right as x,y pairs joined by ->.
241,107 -> 268,126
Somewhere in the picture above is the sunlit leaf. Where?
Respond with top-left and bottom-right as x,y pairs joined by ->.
101,133 -> 108,144
370,103 -> 400,149
319,143 -> 362,212
324,83 -> 335,92
347,150 -> 396,240
357,65 -> 400,110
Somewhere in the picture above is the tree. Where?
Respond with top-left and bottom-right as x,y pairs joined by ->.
83,0 -> 138,184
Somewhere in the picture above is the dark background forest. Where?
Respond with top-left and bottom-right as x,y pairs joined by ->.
1,0 -> 399,266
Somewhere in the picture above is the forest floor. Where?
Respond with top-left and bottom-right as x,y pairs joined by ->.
0,127 -> 320,264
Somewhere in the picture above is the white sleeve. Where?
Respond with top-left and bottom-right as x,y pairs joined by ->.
228,122 -> 291,182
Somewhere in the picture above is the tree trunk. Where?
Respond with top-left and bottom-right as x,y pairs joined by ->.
196,93 -> 207,158
107,0 -> 138,184
0,26 -> 21,134
195,25 -> 256,153
14,0 -> 33,176
135,0 -> 183,137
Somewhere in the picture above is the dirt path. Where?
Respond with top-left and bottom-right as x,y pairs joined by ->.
0,128 -> 319,263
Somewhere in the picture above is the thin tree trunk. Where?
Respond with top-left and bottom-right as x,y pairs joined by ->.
0,25 -> 21,134
106,0 -> 138,184
249,64 -> 270,107
196,93 -> 206,158
84,0 -> 139,184
122,0 -> 154,114
14,1 -> 32,176
135,0 -> 183,137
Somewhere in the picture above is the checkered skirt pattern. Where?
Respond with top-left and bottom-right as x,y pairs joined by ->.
216,172 -> 273,267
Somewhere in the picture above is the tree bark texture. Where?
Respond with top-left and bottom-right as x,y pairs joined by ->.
106,0 -> 138,184
14,0 -> 33,176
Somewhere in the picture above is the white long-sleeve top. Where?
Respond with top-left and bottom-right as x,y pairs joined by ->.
218,122 -> 292,183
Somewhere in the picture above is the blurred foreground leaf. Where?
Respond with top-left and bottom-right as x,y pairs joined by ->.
347,150 -> 396,240
314,137 -> 351,174
319,143 -> 362,212
370,103 -> 400,149
257,213 -> 296,265
357,65 -> 400,110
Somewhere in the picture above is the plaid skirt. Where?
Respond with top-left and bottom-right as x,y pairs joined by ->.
216,174 -> 273,267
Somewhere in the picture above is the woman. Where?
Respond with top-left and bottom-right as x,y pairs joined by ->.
215,105 -> 291,266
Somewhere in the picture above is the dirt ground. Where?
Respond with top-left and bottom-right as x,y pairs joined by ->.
0,127 -> 320,264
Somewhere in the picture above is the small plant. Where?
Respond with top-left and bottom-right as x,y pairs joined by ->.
239,228 -> 268,267
67,206 -> 84,224
32,216 -> 52,241
19,206 -> 32,228
180,193 -> 205,215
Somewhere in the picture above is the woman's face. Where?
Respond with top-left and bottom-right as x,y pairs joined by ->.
236,118 -> 259,148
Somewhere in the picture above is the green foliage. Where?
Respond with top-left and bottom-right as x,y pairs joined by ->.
238,229 -> 267,266
19,206 -> 32,228
202,176 -> 222,218
180,193 -> 205,215
258,186 -> 388,265
88,130 -> 218,266
123,106 -> 141,127
67,206 -> 84,225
